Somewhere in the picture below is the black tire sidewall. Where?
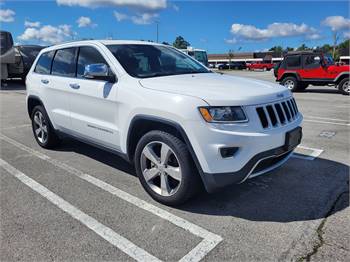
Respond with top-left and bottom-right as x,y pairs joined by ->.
134,130 -> 197,205
338,78 -> 349,95
31,105 -> 59,148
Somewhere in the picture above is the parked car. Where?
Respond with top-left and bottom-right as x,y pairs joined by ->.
247,61 -> 274,71
218,61 -> 246,70
26,40 -> 302,205
8,45 -> 46,82
275,51 -> 350,95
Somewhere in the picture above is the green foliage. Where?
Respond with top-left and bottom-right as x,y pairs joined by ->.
173,36 -> 190,49
269,46 -> 283,53
296,44 -> 311,51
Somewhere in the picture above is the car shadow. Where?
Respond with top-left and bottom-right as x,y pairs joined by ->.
54,138 -> 348,223
300,87 -> 340,94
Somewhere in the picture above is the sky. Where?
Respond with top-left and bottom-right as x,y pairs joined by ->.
1,0 -> 349,54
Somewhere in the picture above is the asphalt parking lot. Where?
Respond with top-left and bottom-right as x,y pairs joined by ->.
1,71 -> 349,261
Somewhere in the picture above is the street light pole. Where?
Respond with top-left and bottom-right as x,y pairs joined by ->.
155,21 -> 159,43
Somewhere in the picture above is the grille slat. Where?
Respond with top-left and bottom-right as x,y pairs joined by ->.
256,98 -> 299,129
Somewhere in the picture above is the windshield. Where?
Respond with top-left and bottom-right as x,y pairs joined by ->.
106,44 -> 211,78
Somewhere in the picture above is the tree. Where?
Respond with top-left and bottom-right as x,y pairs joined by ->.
173,36 -> 190,49
269,46 -> 283,53
285,47 -> 294,51
320,44 -> 332,54
297,44 -> 310,51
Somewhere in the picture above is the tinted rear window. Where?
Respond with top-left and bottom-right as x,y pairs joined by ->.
34,51 -> 55,74
51,48 -> 77,77
285,56 -> 301,68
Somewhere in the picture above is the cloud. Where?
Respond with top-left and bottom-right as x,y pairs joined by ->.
57,0 -> 167,11
114,11 -> 128,21
305,33 -> 323,40
18,24 -> 75,44
225,38 -> 237,44
76,16 -> 96,27
25,20 -> 41,28
114,11 -> 158,25
230,22 -> 317,41
344,31 -> 350,39
0,9 -> 15,22
322,16 -> 350,31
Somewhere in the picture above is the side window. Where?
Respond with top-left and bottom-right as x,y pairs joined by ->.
77,46 -> 108,78
303,55 -> 321,69
34,51 -> 55,74
51,48 -> 77,77
285,56 -> 301,69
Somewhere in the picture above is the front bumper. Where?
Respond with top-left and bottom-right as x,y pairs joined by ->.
202,145 -> 294,193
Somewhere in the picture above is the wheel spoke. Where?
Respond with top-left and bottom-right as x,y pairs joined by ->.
143,167 -> 159,181
42,125 -> 48,133
35,128 -> 41,136
34,115 -> 41,126
160,143 -> 171,164
143,146 -> 159,165
160,173 -> 171,195
164,166 -> 181,181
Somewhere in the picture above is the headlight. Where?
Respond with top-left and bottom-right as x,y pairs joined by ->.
199,106 -> 247,123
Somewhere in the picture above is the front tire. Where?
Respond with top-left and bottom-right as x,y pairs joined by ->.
281,76 -> 300,92
338,78 -> 349,95
134,130 -> 199,206
31,105 -> 60,148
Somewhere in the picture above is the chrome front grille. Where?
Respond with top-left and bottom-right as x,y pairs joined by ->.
256,98 -> 299,129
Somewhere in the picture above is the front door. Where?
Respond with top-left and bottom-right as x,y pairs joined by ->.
69,46 -> 120,150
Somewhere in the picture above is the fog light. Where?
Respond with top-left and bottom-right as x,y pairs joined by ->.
220,147 -> 239,158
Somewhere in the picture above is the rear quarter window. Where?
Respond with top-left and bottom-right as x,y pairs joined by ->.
34,51 -> 55,74
285,56 -> 301,69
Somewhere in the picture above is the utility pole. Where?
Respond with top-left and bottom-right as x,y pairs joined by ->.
155,21 -> 159,43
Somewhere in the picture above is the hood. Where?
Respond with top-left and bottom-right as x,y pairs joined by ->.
139,73 -> 291,106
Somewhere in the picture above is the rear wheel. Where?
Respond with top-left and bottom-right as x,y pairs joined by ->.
134,130 -> 199,206
281,76 -> 300,92
338,78 -> 349,95
31,105 -> 60,148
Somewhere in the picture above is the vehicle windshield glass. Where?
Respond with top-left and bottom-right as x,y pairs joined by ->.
324,55 -> 334,65
106,44 -> 211,78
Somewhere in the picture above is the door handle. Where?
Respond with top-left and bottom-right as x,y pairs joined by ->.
69,83 -> 80,89
41,79 -> 49,84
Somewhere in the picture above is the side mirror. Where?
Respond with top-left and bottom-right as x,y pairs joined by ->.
84,63 -> 116,82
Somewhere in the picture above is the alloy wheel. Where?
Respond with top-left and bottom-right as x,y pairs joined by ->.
342,80 -> 349,93
33,111 -> 48,144
284,80 -> 295,90
140,141 -> 182,197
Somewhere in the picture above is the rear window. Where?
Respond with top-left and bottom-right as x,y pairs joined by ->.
51,48 -> 77,77
34,51 -> 55,74
285,56 -> 301,69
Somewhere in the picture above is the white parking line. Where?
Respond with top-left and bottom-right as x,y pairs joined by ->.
303,119 -> 350,127
1,124 -> 31,130
0,158 -> 160,262
291,145 -> 324,161
304,116 -> 350,122
0,133 -> 223,262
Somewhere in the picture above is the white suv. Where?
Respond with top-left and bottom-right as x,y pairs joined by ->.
26,40 -> 303,205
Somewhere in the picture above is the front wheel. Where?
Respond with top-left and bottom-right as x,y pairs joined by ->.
338,78 -> 349,95
134,130 -> 199,206
281,76 -> 300,92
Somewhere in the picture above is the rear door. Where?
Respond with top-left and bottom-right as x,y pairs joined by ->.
46,47 -> 78,131
69,45 -> 119,149
32,50 -> 70,129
